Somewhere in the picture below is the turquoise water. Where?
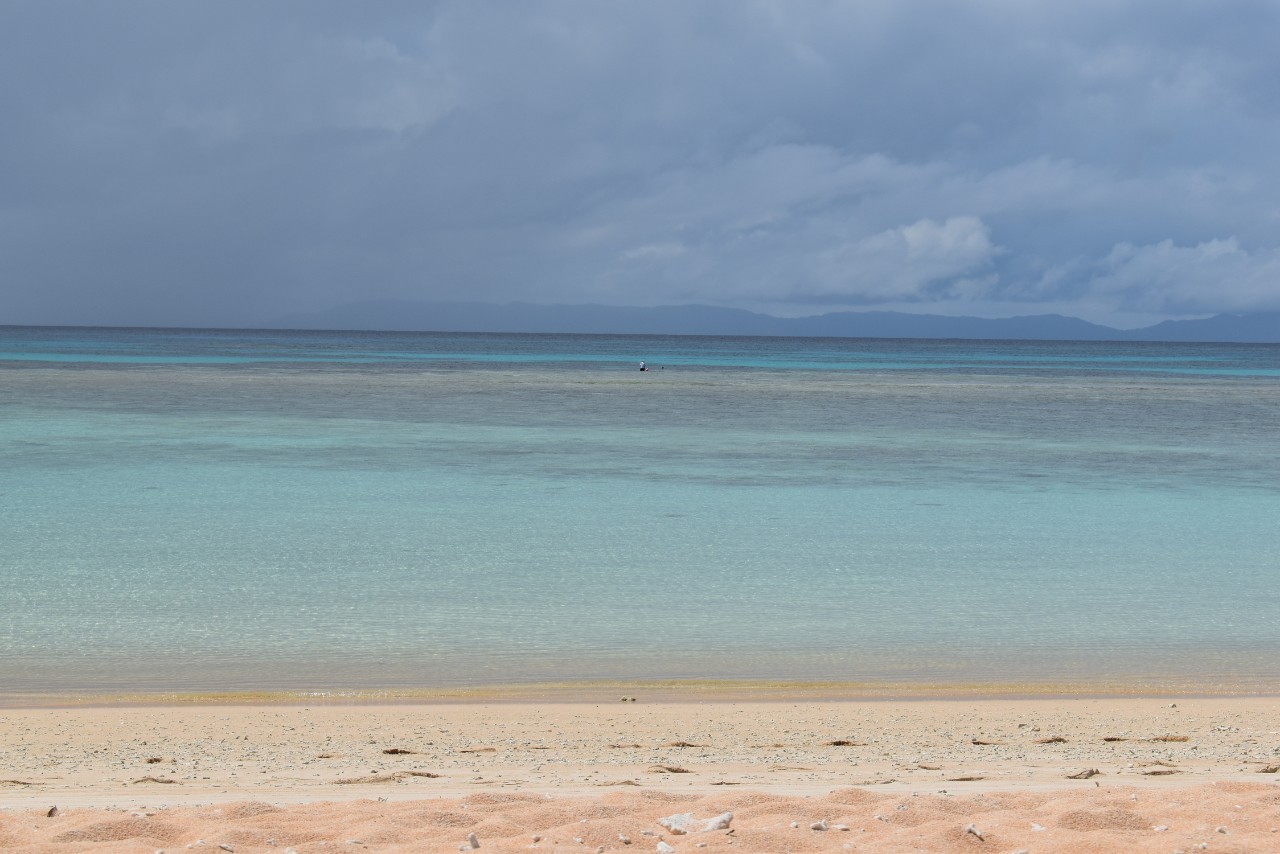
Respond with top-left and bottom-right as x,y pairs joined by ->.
2,326 -> 1278,693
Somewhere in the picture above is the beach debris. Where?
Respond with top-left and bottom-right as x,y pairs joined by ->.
382,748 -> 416,754
1150,734 -> 1190,742
1067,768 -> 1101,779
790,822 -> 799,828
1,779 -> 34,786
1154,825 -> 1169,832
656,843 -> 676,854
1217,826 -> 1229,834
970,738 -> 1000,746
667,741 -> 704,747
619,696 -> 637,702
658,813 -> 711,834
132,776 -> 177,784
334,771 -> 440,784
1102,737 -> 1128,742
810,819 -> 828,831
219,846 -> 235,853
46,805 -> 59,817
618,834 -> 632,844
1257,764 -> 1280,773
467,831 -> 481,848
824,739 -> 865,747
459,747 -> 497,753
915,763 -> 942,771
1031,823 -> 1045,832
609,743 -> 643,749
963,823 -> 985,841
1142,768 -> 1181,776
658,811 -> 733,834
947,776 -> 985,782
647,765 -> 690,774
145,756 -> 165,763
1035,736 -> 1067,744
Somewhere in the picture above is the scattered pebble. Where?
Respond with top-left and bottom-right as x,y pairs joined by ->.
659,811 -> 732,834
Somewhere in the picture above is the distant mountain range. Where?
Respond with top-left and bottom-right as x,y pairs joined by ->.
263,300 -> 1280,343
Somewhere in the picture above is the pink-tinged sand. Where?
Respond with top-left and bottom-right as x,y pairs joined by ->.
3,696 -> 1279,851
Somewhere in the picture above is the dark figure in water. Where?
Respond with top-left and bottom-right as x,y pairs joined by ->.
639,361 -> 648,371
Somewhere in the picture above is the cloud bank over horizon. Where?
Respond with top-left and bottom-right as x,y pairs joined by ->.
2,1 -> 1278,329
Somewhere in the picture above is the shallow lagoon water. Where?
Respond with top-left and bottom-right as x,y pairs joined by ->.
2,327 -> 1278,693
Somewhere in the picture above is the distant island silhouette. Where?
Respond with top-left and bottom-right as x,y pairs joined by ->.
263,300 -> 1280,343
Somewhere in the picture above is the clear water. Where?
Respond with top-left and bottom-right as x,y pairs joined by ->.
2,326 -> 1278,693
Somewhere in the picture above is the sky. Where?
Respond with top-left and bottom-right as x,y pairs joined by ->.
2,1 -> 1279,329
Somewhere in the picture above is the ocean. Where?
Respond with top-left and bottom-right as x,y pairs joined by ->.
2,326 -> 1278,694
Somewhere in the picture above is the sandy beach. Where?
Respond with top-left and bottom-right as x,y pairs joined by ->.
2,691 -> 1280,851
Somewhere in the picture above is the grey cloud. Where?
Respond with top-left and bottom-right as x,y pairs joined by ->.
2,1 -> 1278,327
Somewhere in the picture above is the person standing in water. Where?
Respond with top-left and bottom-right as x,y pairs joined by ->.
639,361 -> 647,371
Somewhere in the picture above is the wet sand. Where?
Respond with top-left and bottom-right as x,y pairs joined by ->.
3,694 -> 1279,851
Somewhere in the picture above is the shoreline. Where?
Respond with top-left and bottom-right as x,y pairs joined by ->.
5,677 -> 1280,709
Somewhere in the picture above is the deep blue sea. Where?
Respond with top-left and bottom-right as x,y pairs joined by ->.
2,326 -> 1278,694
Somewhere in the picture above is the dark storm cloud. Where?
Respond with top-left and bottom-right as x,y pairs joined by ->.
2,1 -> 1278,327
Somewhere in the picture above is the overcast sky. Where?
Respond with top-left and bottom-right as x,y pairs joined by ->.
3,1 -> 1279,328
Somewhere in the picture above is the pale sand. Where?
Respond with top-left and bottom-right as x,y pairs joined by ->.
2,695 -> 1280,851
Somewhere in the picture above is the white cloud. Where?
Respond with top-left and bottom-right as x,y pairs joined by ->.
620,242 -> 688,262
1089,237 -> 1280,314
807,216 -> 1001,302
